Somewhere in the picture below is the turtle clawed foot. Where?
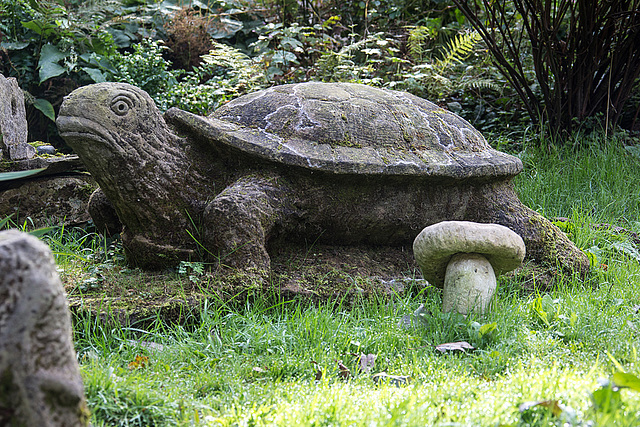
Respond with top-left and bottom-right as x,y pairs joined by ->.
215,241 -> 272,276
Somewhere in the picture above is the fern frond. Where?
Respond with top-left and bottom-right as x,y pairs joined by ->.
469,78 -> 502,92
407,26 -> 433,62
436,31 -> 482,70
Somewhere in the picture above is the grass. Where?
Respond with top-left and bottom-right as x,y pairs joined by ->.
8,134 -> 640,426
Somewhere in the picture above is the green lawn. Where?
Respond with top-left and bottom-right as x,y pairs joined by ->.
66,135 -> 640,426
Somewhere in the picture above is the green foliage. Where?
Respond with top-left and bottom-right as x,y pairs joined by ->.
177,260 -> 206,285
391,30 -> 488,101
163,41 -> 268,115
105,39 -> 179,110
0,0 -> 118,85
438,30 -> 482,69
199,41 -> 267,97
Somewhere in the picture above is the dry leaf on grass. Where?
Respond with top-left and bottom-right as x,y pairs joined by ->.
128,354 -> 149,370
358,353 -> 377,374
310,360 -> 323,380
337,360 -> 351,380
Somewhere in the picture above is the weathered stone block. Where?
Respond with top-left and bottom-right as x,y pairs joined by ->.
0,175 -> 95,228
0,230 -> 90,426
7,141 -> 36,160
0,74 -> 32,160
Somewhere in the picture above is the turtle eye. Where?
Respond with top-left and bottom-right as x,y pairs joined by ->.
110,95 -> 134,116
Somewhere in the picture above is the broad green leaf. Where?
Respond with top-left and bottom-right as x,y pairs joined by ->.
592,386 -> 622,413
272,51 -> 298,64
210,18 -> 243,39
28,226 -> 58,237
0,168 -> 46,182
584,249 -> 598,268
82,67 -> 106,83
21,20 -> 44,35
0,41 -> 30,50
190,0 -> 210,10
612,241 -> 640,261
613,372 -> 640,392
281,36 -> 303,49
38,44 -> 68,83
107,28 -> 134,48
33,98 -> 55,121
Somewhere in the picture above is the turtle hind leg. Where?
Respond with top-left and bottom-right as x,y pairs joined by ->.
203,174 -> 291,275
474,181 -> 589,278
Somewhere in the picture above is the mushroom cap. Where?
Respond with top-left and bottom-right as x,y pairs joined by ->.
413,221 -> 526,287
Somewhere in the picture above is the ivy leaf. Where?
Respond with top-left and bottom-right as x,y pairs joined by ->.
38,44 -> 68,83
32,98 -> 55,121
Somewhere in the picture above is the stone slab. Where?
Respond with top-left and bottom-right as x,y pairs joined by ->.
0,74 -> 31,160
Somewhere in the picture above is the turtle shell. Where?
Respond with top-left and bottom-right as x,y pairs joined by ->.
167,82 -> 522,178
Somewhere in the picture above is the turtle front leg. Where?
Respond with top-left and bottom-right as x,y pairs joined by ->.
202,174 -> 291,274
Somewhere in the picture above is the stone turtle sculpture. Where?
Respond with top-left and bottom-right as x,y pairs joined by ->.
57,82 -> 588,276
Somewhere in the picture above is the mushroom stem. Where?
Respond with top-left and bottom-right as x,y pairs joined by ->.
442,253 -> 496,315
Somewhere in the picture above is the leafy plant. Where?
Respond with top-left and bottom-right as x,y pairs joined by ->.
314,32 -> 403,85
251,22 -> 336,81
177,260 -> 206,285
0,167 -> 46,182
466,320 -> 498,348
0,0 -> 120,143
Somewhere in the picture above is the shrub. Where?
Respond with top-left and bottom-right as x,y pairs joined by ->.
453,0 -> 640,139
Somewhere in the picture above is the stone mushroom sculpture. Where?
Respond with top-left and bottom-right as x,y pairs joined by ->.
413,221 -> 526,315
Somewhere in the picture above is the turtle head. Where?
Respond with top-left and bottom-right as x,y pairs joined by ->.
57,83 -> 172,169
57,83 -> 201,268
